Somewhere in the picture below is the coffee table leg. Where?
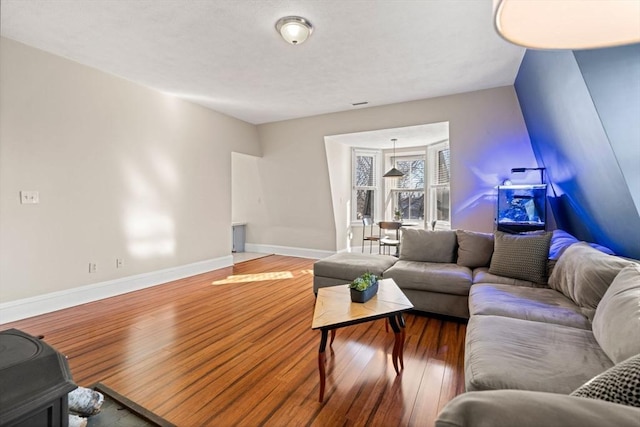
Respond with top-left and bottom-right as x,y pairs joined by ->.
330,329 -> 335,348
318,329 -> 329,402
397,313 -> 406,370
388,315 -> 402,375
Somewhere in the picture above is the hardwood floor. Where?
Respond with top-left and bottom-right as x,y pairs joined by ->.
1,255 -> 467,426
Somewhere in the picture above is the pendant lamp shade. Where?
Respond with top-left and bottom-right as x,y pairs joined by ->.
383,167 -> 404,178
384,139 -> 404,178
493,0 -> 640,49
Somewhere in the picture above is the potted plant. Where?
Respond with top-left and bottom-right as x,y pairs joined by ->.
349,272 -> 379,303
394,208 -> 402,221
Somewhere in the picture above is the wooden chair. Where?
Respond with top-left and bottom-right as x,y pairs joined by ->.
378,221 -> 402,256
362,217 -> 380,253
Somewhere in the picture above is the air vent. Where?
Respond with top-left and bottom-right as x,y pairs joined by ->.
352,101 -> 369,106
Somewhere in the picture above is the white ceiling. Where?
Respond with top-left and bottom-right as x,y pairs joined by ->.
0,0 -> 525,125
326,122 -> 449,150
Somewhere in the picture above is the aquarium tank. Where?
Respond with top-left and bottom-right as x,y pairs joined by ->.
496,184 -> 547,233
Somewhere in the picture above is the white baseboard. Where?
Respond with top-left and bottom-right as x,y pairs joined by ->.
244,243 -> 335,259
0,255 -> 233,324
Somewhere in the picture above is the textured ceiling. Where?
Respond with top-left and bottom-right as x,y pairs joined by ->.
0,0 -> 525,125
326,122 -> 450,150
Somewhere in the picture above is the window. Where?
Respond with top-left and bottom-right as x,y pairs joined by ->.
391,157 -> 425,220
352,149 -> 380,221
351,142 -> 450,227
428,143 -> 451,224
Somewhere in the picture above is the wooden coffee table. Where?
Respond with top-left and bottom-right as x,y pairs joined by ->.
311,278 -> 414,402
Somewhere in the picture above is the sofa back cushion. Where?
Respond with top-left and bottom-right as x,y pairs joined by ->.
547,230 -> 616,278
400,229 -> 457,263
591,264 -> 640,364
488,231 -> 552,284
548,243 -> 633,312
548,230 -> 580,260
456,230 -> 494,268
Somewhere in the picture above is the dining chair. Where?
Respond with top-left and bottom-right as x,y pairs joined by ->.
362,216 -> 380,253
378,221 -> 402,256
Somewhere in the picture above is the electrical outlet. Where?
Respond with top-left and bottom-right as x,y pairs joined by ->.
20,191 -> 39,204
89,263 -> 97,273
116,258 -> 124,269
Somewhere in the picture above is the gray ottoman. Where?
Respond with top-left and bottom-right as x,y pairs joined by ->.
313,253 -> 398,293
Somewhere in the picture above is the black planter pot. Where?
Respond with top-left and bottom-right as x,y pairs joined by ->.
350,280 -> 378,303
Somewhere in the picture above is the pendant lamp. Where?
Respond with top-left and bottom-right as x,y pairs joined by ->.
383,139 -> 404,178
493,0 -> 640,49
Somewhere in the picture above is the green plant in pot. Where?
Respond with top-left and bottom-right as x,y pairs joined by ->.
349,272 -> 379,303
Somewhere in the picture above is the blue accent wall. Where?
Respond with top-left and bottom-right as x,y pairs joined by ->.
514,45 -> 640,259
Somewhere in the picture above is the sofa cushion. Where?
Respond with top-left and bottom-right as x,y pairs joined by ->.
469,283 -> 591,329
549,230 -> 580,260
313,253 -> 397,282
465,315 -> 613,394
473,268 -> 546,288
591,263 -> 640,364
399,229 -> 457,263
383,260 -> 472,296
546,230 -> 616,279
456,230 -> 494,268
435,390 -> 640,427
489,231 -> 552,284
571,354 -> 640,407
548,243 -> 633,312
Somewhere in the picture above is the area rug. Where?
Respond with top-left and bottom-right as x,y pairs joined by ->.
85,383 -> 175,427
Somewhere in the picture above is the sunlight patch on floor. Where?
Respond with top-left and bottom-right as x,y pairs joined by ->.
212,271 -> 294,285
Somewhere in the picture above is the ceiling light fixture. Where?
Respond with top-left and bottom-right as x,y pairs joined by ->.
383,139 -> 404,178
275,16 -> 313,45
493,0 -> 640,49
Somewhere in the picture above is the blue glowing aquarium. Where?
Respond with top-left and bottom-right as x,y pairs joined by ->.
496,184 -> 547,233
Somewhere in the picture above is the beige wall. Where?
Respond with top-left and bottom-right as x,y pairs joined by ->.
0,38 -> 261,302
256,87 -> 536,252
0,37 -> 536,305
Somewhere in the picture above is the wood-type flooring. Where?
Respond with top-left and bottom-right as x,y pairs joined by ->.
2,255 -> 466,427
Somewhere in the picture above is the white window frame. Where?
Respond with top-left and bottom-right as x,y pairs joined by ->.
388,154 -> 426,222
352,149 -> 381,223
426,141 -> 451,228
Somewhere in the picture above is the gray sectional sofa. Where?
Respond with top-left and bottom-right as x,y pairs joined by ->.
313,228 -> 640,425
437,243 -> 640,426
315,228 -> 582,319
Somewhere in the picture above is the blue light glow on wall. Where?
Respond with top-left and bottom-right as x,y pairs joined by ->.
514,45 -> 640,259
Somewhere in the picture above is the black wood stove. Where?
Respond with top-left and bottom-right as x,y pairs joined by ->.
0,329 -> 76,427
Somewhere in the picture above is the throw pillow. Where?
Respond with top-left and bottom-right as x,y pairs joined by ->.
399,229 -> 457,263
592,263 -> 640,364
456,230 -> 494,268
488,231 -> 552,284
548,243 -> 633,311
571,354 -> 640,407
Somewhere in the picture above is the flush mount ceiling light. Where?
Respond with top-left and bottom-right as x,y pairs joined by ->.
383,139 -> 404,178
275,16 -> 313,45
493,0 -> 640,49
